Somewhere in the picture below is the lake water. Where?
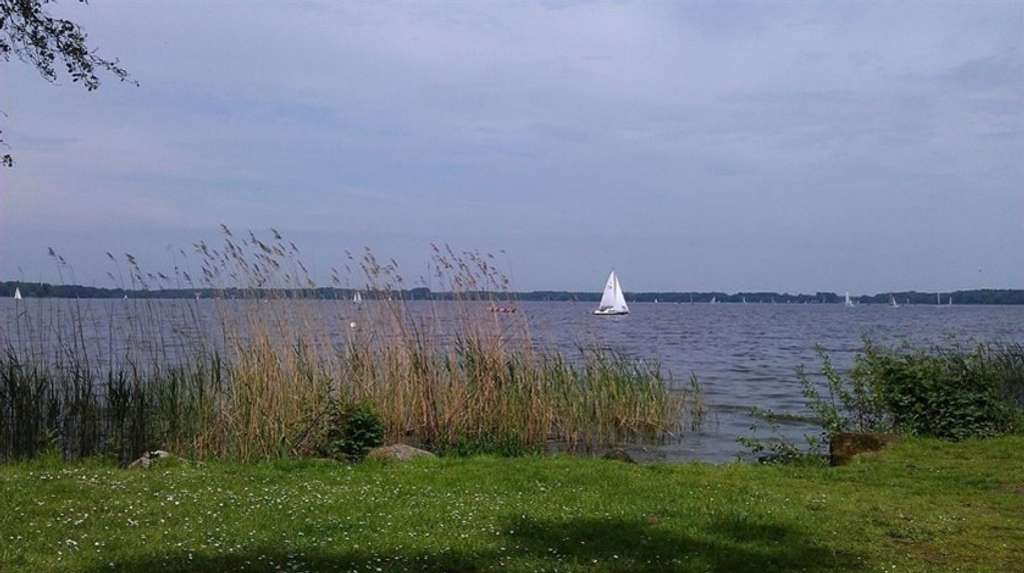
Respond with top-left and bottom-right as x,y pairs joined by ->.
3,299 -> 1023,462
524,301 -> 1024,461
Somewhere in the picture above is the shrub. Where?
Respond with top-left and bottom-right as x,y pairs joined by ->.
853,342 -> 1022,440
804,340 -> 1024,441
317,402 -> 385,462
740,340 -> 1024,462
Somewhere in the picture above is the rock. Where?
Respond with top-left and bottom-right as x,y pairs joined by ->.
601,447 -> 637,464
366,444 -> 436,462
829,432 -> 897,466
127,450 -> 176,469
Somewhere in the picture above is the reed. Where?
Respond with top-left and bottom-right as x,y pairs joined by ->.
0,229 -> 696,463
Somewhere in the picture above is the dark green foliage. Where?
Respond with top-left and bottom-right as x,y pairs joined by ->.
9,280 -> 1024,304
741,341 -> 1024,462
799,346 -> 890,437
317,402 -> 385,462
852,342 -> 1023,440
0,349 -> 224,465
804,341 -> 1024,441
1,0 -> 135,166
0,351 -> 58,459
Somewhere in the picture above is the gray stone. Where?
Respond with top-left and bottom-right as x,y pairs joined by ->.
366,444 -> 436,462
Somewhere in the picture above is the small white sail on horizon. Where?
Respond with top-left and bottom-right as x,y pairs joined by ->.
844,291 -> 855,307
710,296 -> 717,304
14,287 -> 22,301
353,291 -> 363,304
890,294 -> 900,308
593,271 -> 629,315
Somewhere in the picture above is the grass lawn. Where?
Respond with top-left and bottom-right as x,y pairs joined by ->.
1,437 -> 1022,572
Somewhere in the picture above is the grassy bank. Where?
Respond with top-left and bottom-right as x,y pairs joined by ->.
2,437 -> 1022,572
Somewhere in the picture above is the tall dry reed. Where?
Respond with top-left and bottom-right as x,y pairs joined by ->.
0,228 -> 698,463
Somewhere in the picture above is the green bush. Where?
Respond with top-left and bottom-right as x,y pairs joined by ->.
317,402 -> 385,462
803,341 -> 1024,441
740,341 -> 1024,462
853,342 -> 1022,440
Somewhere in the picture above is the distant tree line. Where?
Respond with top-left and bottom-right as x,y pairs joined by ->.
3,281 -> 1024,305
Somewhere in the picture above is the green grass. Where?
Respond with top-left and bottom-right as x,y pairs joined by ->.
2,438 -> 1022,573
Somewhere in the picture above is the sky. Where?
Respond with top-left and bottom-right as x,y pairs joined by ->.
1,1 -> 1022,293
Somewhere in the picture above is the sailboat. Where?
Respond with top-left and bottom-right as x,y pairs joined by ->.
13,287 -> 22,301
742,296 -> 747,304
936,293 -> 942,305
844,292 -> 855,307
710,296 -> 717,304
353,291 -> 363,304
890,294 -> 900,308
948,295 -> 953,305
593,271 -> 629,316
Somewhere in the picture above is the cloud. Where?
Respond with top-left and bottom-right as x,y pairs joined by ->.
1,0 -> 1021,291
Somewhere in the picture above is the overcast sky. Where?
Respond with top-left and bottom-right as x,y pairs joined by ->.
1,1 -> 1021,292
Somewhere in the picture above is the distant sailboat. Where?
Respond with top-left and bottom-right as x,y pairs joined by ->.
593,271 -> 629,316
936,293 -> 942,305
844,292 -> 855,307
948,295 -> 953,305
13,287 -> 22,301
710,296 -> 717,304
353,291 -> 363,304
742,296 -> 747,304
890,294 -> 900,308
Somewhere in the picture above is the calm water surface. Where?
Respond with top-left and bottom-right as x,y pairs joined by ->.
3,299 -> 1022,462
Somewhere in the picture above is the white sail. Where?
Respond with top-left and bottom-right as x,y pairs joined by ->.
844,292 -> 854,307
353,291 -> 363,304
14,287 -> 22,300
948,295 -> 953,305
594,271 -> 629,315
937,293 -> 941,305
890,294 -> 900,308
710,296 -> 717,304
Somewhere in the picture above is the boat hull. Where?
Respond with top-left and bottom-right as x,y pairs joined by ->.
593,309 -> 629,316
